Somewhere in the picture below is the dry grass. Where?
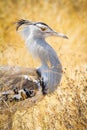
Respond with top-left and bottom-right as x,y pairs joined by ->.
0,0 -> 87,130
12,68 -> 87,130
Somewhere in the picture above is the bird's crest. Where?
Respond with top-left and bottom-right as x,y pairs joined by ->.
16,19 -> 32,31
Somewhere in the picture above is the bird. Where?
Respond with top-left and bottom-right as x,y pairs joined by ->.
16,19 -> 68,94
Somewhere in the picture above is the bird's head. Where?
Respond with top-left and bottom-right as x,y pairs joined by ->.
16,19 -> 68,39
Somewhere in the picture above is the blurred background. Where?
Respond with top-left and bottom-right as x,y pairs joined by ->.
0,0 -> 87,68
0,1 -> 87,130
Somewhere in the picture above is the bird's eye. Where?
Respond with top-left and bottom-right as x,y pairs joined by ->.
41,27 -> 47,31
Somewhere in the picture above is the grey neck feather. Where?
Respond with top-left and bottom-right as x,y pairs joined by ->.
20,26 -> 62,68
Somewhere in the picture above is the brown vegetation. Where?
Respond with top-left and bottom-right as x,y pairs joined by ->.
0,0 -> 87,130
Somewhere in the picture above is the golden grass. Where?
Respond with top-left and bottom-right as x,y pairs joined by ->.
0,0 -> 87,130
0,0 -> 87,67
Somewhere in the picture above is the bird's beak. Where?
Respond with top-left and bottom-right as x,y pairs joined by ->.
51,31 -> 68,39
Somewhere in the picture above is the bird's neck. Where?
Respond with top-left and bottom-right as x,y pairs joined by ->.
26,34 -> 46,46
26,35 -> 46,58
26,35 -> 62,69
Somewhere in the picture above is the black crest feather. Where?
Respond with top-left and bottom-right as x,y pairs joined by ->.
16,19 -> 32,31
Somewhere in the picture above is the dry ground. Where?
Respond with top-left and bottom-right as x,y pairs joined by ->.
0,0 -> 87,130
